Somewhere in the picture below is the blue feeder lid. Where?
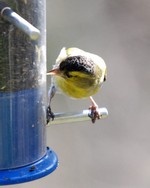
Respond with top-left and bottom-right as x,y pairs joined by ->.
0,147 -> 58,185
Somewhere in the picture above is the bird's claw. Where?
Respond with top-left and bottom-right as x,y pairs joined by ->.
46,105 -> 55,124
88,106 -> 101,123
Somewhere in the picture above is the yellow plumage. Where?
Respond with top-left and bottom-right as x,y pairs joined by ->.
48,47 -> 107,98
47,47 -> 107,123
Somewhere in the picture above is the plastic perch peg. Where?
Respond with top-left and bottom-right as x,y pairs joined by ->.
0,1 -> 40,40
47,107 -> 108,126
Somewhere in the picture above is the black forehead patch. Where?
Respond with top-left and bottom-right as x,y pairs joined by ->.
59,56 -> 95,75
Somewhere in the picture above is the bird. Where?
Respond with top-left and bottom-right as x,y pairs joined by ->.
47,47 -> 107,123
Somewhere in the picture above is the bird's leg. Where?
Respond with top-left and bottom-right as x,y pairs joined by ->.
46,78 -> 56,124
88,96 -> 101,123
46,105 -> 55,124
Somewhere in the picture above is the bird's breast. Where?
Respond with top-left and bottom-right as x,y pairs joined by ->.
54,74 -> 100,99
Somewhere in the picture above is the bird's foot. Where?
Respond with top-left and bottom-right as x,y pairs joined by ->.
88,105 -> 101,123
46,105 -> 55,124
88,96 -> 101,123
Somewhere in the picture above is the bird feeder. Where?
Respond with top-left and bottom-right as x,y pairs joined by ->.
0,0 -> 58,185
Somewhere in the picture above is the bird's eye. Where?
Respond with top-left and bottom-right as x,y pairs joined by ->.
65,72 -> 73,78
104,75 -> 107,82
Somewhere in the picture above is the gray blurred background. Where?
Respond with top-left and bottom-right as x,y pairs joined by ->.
8,0 -> 150,187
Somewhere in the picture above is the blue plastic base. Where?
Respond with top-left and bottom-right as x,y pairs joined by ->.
0,147 -> 58,185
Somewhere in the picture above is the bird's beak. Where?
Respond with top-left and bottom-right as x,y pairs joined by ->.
46,68 -> 60,75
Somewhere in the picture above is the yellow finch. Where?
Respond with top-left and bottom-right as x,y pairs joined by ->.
47,47 -> 107,123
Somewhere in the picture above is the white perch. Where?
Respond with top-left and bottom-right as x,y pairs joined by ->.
1,6 -> 40,40
47,107 -> 108,125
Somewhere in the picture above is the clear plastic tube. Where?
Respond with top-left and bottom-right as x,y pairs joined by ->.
0,1 -> 47,169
